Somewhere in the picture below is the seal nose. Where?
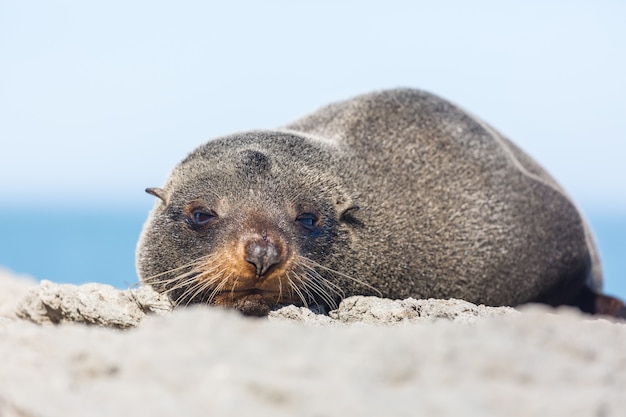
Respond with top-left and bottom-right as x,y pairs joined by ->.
245,238 -> 281,277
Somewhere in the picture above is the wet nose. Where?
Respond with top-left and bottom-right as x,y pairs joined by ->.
245,238 -> 281,277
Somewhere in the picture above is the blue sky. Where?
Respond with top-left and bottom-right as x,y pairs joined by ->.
1,1 -> 625,215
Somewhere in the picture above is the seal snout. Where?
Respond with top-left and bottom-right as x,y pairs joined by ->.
244,235 -> 283,278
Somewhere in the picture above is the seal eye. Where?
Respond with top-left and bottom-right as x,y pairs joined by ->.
296,212 -> 318,229
190,209 -> 217,227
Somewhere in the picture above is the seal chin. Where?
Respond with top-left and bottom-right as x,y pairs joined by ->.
230,296 -> 273,316
212,289 -> 298,317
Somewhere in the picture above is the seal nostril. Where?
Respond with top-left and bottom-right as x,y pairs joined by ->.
245,239 -> 281,277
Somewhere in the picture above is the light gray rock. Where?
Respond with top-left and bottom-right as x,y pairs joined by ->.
0,305 -> 625,417
328,296 -> 517,324
16,280 -> 172,329
2,271 -> 626,416
268,304 -> 337,325
0,269 -> 37,319
14,280 -> 516,329
268,296 -> 517,325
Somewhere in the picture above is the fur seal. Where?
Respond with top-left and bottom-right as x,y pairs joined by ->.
136,88 -> 625,317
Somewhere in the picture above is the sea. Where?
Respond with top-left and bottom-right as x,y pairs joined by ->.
1,207 -> 625,302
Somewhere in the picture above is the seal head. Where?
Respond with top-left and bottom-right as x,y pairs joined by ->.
137,131 -> 362,316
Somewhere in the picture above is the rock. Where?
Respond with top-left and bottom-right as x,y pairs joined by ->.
0,269 -> 37,319
16,280 -> 172,329
268,296 -> 517,325
268,304 -> 337,325
2,272 -> 626,416
327,296 -> 517,324
13,280 -> 517,329
0,304 -> 625,417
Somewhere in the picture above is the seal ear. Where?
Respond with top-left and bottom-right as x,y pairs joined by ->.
146,187 -> 168,204
339,205 -> 360,220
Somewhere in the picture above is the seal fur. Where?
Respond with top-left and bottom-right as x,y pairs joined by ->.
136,88 -> 625,317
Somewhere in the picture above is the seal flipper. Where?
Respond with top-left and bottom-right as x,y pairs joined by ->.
571,286 -> 626,319
593,292 -> 626,319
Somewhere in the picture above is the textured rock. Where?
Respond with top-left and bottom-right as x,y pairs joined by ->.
14,281 -> 515,328
2,271 -> 626,416
267,296 -> 517,325
1,304 -> 625,417
328,296 -> 517,324
0,269 -> 36,319
16,280 -> 172,328
268,304 -> 338,325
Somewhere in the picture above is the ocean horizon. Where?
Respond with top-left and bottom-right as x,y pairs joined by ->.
1,206 -> 624,303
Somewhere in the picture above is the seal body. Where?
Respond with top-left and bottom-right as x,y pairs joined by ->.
137,88 -> 624,316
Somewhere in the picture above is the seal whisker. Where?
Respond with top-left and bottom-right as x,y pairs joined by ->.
299,256 -> 383,297
143,263 -> 213,299
153,276 -> 198,304
155,253 -> 235,306
166,271 -> 209,307
230,275 -> 243,299
177,275 -> 214,307
277,274 -> 283,303
180,264 -> 231,306
286,271 -> 311,308
207,273 -> 233,305
299,270 -> 340,310
301,269 -> 341,310
142,256 -> 210,284
291,264 -> 337,308
288,268 -> 333,311
174,281 -> 204,307
149,268 -> 198,290
303,266 -> 346,299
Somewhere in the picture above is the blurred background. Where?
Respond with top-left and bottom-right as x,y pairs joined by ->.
1,1 -> 624,299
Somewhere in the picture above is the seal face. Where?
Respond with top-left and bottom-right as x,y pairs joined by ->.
137,132 -> 362,315
137,88 -> 625,317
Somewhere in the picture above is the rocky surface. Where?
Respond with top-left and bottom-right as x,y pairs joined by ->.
13,280 -> 517,327
0,269 -> 36,319
1,270 -> 625,417
15,280 -> 516,329
268,296 -> 516,325
16,280 -> 172,328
